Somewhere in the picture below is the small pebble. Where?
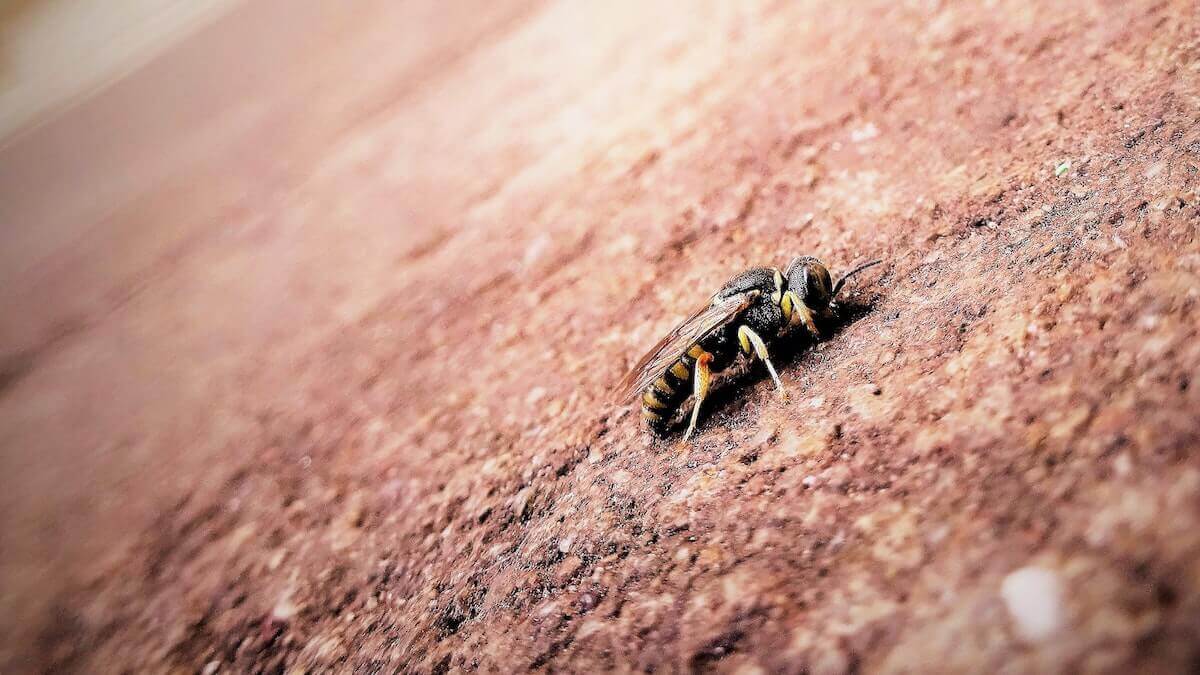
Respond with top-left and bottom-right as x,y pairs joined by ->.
850,123 -> 879,142
1001,566 -> 1064,642
578,592 -> 597,611
1113,453 -> 1132,476
272,588 -> 298,622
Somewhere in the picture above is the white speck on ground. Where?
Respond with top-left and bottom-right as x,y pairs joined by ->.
272,588 -> 298,622
850,123 -> 879,143
1001,566 -> 1065,642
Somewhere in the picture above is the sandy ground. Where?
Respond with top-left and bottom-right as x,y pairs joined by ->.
1,0 -> 1199,672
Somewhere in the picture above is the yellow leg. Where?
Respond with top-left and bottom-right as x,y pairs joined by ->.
781,290 -> 797,323
683,352 -> 713,441
784,290 -> 821,338
738,326 -> 786,397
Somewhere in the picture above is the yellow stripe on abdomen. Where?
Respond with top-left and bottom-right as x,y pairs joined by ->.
670,361 -> 691,380
642,389 -> 670,410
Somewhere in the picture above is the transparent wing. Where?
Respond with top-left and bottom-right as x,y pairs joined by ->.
614,290 -> 759,403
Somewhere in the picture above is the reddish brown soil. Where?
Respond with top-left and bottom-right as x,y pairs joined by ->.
2,0 -> 1200,672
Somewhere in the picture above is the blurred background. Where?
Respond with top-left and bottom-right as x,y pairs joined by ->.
2,1 -> 1198,672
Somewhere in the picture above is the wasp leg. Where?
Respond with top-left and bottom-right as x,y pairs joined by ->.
738,325 -> 786,397
817,299 -> 837,323
683,351 -> 713,442
784,290 -> 822,339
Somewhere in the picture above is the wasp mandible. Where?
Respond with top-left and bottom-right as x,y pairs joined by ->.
616,257 -> 881,440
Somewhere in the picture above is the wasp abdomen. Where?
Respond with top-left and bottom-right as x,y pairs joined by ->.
641,334 -> 740,433
641,344 -> 710,429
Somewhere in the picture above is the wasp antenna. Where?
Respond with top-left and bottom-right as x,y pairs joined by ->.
832,259 -> 883,298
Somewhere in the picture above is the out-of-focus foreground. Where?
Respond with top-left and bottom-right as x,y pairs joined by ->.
1,0 -> 1198,672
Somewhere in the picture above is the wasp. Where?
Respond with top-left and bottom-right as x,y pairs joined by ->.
616,257 -> 881,440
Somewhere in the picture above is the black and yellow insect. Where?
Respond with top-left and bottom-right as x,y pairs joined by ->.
616,257 -> 881,440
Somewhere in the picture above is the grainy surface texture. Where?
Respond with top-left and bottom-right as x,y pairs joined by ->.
2,0 -> 1199,672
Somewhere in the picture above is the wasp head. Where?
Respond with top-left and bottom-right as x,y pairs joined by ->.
781,257 -> 882,328
783,256 -> 834,309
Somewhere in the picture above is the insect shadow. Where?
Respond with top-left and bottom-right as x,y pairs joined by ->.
677,295 -> 880,436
